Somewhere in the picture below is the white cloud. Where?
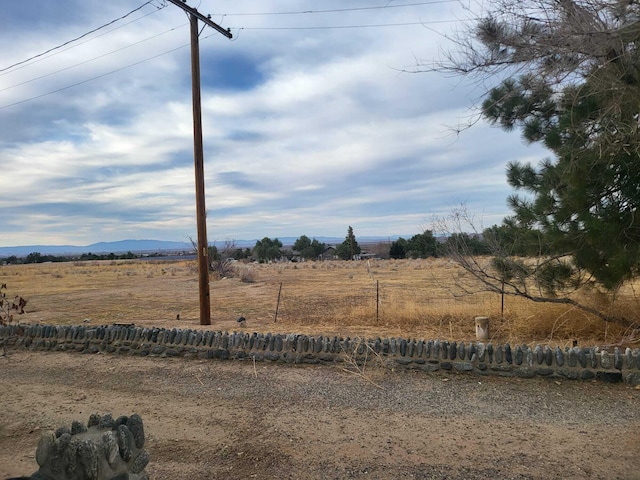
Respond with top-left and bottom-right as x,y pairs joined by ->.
0,0 -> 549,247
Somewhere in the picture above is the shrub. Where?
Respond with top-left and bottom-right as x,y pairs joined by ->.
239,267 -> 258,283
0,283 -> 27,325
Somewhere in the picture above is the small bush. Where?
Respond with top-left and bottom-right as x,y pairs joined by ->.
0,283 -> 27,325
239,267 -> 257,283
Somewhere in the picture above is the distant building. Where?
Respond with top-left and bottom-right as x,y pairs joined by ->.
319,246 -> 337,260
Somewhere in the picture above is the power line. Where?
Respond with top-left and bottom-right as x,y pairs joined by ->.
1,4 -> 463,109
0,23 -> 188,93
2,0 -> 457,82
229,19 -> 461,31
0,13 -> 456,110
2,0 -> 453,83
0,7 -> 167,78
0,44 -> 189,110
216,1 -> 458,17
0,1 -> 163,74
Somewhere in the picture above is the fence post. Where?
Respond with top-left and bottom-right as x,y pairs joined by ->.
274,282 -> 283,323
376,280 -> 379,324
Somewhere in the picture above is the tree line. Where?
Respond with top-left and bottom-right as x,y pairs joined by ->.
2,251 -> 140,265
213,226 -> 501,263
1,225 -> 525,266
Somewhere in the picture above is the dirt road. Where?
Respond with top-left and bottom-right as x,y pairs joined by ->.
0,350 -> 638,479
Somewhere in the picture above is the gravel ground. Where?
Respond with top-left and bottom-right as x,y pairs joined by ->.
0,349 -> 639,479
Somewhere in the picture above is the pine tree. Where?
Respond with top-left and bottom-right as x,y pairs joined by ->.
433,0 -> 640,292
336,226 -> 361,260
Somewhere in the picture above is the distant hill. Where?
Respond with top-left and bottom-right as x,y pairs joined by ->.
0,240 -> 192,257
0,236 -> 409,257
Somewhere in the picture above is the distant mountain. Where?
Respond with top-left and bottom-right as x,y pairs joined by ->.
87,240 -> 191,253
0,235 -> 410,257
0,239 -> 192,257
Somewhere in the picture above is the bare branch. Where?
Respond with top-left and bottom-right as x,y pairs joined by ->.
434,204 -> 632,325
420,0 -> 640,92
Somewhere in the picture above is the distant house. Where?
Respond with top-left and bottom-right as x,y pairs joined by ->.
288,250 -> 303,262
319,246 -> 337,260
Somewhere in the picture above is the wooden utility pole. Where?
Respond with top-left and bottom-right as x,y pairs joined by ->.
166,0 -> 232,325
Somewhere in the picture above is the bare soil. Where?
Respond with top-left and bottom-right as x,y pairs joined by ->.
0,350 -> 639,480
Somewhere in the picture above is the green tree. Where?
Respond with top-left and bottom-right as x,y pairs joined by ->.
426,0 -> 640,323
253,237 -> 283,262
25,252 -> 42,264
481,72 -> 640,289
335,226 -> 361,260
444,233 -> 489,257
310,239 -> 326,258
482,224 -> 542,258
389,238 -> 409,259
208,245 -> 220,262
293,235 -> 312,252
294,235 -> 326,260
407,231 -> 440,258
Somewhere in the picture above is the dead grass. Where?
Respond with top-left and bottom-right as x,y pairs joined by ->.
1,258 -> 638,347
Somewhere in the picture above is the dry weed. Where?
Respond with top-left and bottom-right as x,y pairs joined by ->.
339,339 -> 386,389
1,258 -> 638,346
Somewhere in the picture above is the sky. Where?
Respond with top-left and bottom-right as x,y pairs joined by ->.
0,0 -> 548,247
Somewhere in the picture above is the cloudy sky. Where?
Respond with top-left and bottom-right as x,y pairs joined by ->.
0,0 -> 547,247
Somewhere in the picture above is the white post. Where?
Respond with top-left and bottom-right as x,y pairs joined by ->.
475,316 -> 490,341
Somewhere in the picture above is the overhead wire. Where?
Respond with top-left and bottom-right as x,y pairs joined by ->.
1,1 -> 463,109
213,2 -> 463,38
215,1 -> 459,16
0,6 -> 168,78
227,19 -> 461,31
0,22 -> 189,93
0,44 -> 190,111
0,1 -> 164,75
215,1 -> 461,33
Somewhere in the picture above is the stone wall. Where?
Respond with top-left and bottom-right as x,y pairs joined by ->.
1,323 -> 639,385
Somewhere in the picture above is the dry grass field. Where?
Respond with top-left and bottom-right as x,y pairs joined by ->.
1,257 -> 639,348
